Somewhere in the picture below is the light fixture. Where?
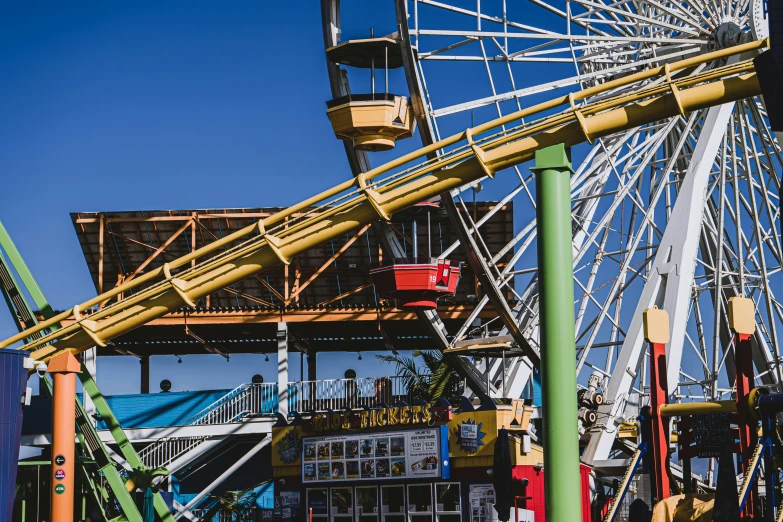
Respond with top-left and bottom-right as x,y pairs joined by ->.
357,352 -> 363,361
177,356 -> 182,364
264,353 -> 270,362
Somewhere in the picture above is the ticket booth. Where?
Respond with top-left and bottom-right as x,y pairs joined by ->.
271,398 -> 560,522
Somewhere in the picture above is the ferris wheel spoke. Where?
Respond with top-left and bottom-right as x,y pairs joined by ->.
416,0 -> 556,36
638,0 -> 703,28
573,121 -> 679,267
427,44 -> 698,117
573,0 -> 700,37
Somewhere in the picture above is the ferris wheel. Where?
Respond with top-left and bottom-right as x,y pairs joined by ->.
322,0 -> 782,465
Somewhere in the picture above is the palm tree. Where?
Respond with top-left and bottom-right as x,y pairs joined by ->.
376,350 -> 464,402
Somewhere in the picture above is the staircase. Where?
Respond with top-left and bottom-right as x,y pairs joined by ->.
138,383 -> 276,469
602,449 -> 643,522
738,441 -> 765,510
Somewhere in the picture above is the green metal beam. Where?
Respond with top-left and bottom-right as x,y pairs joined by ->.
0,221 -> 174,522
0,220 -> 56,327
531,144 -> 582,522
78,367 -> 175,522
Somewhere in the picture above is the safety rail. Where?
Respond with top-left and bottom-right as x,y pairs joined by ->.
287,375 -> 430,412
138,435 -> 209,470
185,383 -> 277,426
136,377 -> 427,468
138,383 -> 276,469
2,38 -> 768,365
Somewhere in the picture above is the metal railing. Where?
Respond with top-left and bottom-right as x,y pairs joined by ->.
137,376 -> 429,468
185,383 -> 278,425
139,435 -> 209,470
138,383 -> 276,469
287,375 -> 430,413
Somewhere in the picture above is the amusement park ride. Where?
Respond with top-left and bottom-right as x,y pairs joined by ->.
1,0 -> 783,521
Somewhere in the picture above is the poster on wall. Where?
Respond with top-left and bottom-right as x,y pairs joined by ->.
303,428 -> 444,483
275,491 -> 300,522
469,485 -> 496,522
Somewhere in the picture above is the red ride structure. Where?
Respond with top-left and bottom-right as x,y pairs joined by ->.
369,257 -> 461,310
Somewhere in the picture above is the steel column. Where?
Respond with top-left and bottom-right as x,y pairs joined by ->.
48,351 -> 81,522
307,352 -> 317,382
531,144 -> 581,522
140,356 -> 150,394
730,297 -> 758,519
644,307 -> 671,503
277,322 -> 289,418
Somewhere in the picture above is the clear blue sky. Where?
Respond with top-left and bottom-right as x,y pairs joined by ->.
0,2 -> 426,394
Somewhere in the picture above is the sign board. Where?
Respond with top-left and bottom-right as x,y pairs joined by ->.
275,491 -> 300,521
303,426 -> 448,483
693,413 -> 730,458
54,455 -> 66,466
469,485 -> 497,522
448,411 -> 498,458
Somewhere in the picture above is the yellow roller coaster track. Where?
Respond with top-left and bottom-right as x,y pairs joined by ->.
2,38 -> 770,365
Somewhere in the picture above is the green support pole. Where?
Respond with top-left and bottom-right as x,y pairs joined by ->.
531,143 -> 582,522
0,220 -> 57,325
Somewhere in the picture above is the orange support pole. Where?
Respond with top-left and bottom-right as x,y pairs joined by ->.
47,351 -> 81,522
643,307 -> 671,503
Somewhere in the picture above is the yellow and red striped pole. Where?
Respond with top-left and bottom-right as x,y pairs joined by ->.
643,307 -> 671,503
47,351 -> 81,522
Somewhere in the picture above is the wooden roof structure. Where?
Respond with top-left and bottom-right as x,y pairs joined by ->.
69,203 -> 514,356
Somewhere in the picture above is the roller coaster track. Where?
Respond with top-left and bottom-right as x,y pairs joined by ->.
1,38 -> 769,365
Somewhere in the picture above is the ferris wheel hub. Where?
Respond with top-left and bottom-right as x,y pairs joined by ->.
710,21 -> 745,51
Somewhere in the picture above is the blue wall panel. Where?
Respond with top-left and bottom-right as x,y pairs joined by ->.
97,389 -> 232,429
0,349 -> 28,522
23,388 -> 234,434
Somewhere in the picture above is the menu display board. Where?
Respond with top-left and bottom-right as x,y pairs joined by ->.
303,428 -> 442,482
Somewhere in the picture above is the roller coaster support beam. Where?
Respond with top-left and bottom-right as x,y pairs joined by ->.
47,351 -> 81,522
531,144 -> 581,522
643,308 -> 671,503
731,297 -> 759,519
658,401 -> 736,416
2,40 -> 768,369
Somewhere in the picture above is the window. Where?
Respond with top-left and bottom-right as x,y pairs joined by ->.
407,484 -> 434,522
356,486 -> 379,522
331,487 -> 354,521
435,484 -> 461,522
308,488 -> 329,522
381,485 -> 406,522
